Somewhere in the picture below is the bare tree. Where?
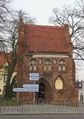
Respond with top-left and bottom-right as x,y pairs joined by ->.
49,0 -> 84,60
0,0 -> 36,98
4,10 -> 36,99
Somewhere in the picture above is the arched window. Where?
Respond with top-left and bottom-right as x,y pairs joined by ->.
39,58 -> 42,64
53,58 -> 57,64
55,76 -> 63,90
44,59 -> 52,72
29,59 -> 37,72
58,59 -> 66,72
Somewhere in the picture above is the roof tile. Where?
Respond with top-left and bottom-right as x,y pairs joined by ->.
24,24 -> 71,53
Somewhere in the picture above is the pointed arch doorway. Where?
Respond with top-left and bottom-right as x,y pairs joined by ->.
36,77 -> 51,104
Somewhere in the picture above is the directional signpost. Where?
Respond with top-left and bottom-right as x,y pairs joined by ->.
29,76 -> 39,80
23,84 -> 39,89
29,73 -> 39,77
13,87 -> 39,92
13,88 -> 25,92
29,73 -> 39,104
13,73 -> 40,104
29,73 -> 39,81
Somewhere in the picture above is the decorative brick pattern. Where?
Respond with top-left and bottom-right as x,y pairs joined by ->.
17,19 -> 78,105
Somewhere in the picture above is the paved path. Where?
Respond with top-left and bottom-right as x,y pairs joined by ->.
0,114 -> 84,119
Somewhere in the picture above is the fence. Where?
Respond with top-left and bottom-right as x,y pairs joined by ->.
0,104 -> 84,114
0,98 -> 84,114
0,98 -> 78,107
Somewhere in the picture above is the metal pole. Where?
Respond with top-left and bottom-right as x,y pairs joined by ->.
33,81 -> 35,104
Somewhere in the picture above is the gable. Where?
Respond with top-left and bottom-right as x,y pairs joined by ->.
24,24 -> 72,53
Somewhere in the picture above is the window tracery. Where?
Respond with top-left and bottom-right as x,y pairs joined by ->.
44,59 -> 52,72
29,59 -> 37,72
58,59 -> 66,72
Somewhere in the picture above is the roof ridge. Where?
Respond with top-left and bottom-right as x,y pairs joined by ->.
24,24 -> 64,29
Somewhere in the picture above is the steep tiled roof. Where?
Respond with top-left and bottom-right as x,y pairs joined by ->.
24,24 -> 72,53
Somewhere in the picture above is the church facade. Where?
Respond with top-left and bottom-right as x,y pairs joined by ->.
17,18 -> 78,105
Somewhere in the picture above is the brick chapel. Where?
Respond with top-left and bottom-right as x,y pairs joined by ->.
17,18 -> 78,105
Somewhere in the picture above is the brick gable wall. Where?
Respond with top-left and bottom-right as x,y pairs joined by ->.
17,19 -> 78,105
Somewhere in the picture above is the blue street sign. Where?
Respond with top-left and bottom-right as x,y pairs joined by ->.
29,76 -> 39,80
29,73 -> 39,77
23,84 -> 39,89
13,87 -> 39,92
29,73 -> 39,80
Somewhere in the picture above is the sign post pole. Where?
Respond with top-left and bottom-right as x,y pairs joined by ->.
29,73 -> 39,104
33,81 -> 35,104
13,73 -> 39,105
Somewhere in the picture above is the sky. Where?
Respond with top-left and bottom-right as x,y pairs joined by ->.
12,0 -> 84,81
12,0 -> 76,25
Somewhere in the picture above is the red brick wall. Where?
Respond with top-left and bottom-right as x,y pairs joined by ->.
17,55 -> 78,104
16,20 -> 78,105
